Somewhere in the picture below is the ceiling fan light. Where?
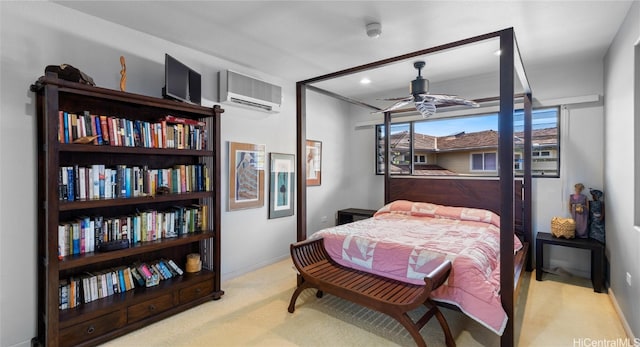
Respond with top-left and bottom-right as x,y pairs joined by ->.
415,101 -> 436,118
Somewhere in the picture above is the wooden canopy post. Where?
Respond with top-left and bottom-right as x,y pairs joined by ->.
296,82 -> 307,242
499,28 -> 516,347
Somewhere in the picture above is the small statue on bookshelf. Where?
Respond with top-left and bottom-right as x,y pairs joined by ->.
119,56 -> 127,92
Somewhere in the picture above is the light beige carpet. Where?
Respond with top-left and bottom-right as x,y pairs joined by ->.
102,259 -> 627,347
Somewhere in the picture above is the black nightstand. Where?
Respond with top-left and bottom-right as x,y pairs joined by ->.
535,232 -> 605,293
336,208 -> 377,225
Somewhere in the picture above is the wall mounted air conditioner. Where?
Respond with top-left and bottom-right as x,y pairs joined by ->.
218,70 -> 282,113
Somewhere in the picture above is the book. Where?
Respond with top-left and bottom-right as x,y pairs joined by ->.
167,259 -> 184,276
130,267 -> 145,287
163,115 -> 206,127
99,115 -> 110,145
111,271 -> 120,294
122,268 -> 132,291
93,114 -> 103,145
82,276 -> 92,304
89,274 -> 99,303
118,268 -> 126,293
59,280 -> 69,310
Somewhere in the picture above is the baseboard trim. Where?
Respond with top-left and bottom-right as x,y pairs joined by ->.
608,287 -> 637,340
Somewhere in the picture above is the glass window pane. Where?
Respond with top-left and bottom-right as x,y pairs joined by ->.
484,152 -> 497,171
472,153 -> 484,171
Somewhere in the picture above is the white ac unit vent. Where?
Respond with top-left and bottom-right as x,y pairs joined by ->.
218,70 -> 282,113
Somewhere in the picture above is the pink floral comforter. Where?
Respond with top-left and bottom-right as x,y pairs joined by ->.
311,200 -> 522,335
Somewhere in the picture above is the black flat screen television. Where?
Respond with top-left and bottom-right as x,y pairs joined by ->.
162,54 -> 201,105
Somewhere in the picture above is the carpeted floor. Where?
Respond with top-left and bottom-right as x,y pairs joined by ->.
102,259 -> 627,346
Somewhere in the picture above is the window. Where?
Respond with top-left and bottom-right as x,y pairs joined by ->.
471,152 -> 497,171
414,155 -> 427,164
376,107 -> 560,177
376,122 -> 411,175
533,151 -> 551,157
514,153 -> 523,171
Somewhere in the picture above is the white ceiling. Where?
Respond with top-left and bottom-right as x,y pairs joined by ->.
56,1 -> 632,105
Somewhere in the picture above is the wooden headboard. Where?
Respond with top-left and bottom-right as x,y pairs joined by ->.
386,177 -> 524,238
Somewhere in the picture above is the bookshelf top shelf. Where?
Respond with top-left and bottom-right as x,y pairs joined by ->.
31,74 -> 224,117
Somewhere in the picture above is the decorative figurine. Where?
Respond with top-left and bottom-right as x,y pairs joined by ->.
589,189 -> 605,244
119,56 -> 127,92
569,183 -> 589,238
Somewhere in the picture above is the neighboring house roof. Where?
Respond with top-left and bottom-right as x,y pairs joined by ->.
386,128 -> 557,152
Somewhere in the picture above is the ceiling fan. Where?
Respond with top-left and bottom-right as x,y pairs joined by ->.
374,61 -> 479,118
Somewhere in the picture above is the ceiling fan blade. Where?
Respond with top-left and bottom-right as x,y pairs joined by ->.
372,97 -> 414,114
422,94 -> 480,107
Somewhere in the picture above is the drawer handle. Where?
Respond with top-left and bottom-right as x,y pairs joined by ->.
195,288 -> 202,294
149,304 -> 156,311
87,326 -> 95,334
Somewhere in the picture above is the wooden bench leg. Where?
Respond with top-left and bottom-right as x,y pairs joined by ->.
288,281 -> 313,313
395,312 -> 427,347
427,299 -> 455,347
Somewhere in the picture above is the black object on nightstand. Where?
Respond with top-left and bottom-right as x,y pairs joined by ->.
336,208 -> 377,225
535,232 -> 605,293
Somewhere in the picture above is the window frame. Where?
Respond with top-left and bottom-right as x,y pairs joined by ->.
470,151 -> 498,172
375,106 -> 561,178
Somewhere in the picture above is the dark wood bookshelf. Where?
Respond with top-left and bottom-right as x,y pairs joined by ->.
32,73 -> 224,347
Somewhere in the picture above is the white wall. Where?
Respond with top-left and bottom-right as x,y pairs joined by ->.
305,91 -> 356,233
0,3 -> 297,346
604,1 -> 640,337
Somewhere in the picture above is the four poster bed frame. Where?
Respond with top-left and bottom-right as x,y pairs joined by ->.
294,28 -> 533,347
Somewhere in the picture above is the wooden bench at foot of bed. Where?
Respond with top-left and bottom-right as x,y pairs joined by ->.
288,238 -> 455,347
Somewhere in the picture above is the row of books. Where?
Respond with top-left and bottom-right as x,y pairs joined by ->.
58,111 -> 208,150
58,205 -> 207,257
58,164 -> 210,201
59,258 -> 184,310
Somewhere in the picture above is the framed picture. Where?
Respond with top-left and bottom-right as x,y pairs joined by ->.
269,153 -> 295,219
228,142 -> 266,211
306,140 -> 322,186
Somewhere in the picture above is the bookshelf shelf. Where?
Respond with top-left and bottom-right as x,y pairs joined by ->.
58,191 -> 214,211
33,73 -> 224,347
58,231 -> 216,270
58,270 -> 216,327
58,143 -> 213,157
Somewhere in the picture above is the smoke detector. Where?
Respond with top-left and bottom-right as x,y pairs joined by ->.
366,22 -> 382,38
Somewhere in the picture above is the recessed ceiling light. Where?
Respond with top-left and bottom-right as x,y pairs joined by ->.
494,49 -> 502,56
360,78 -> 371,85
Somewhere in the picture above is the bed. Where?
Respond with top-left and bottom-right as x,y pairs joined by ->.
294,28 -> 533,347
310,199 -> 525,336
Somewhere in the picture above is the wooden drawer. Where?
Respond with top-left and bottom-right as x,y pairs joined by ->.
179,280 -> 213,304
59,310 -> 126,347
127,293 -> 174,323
